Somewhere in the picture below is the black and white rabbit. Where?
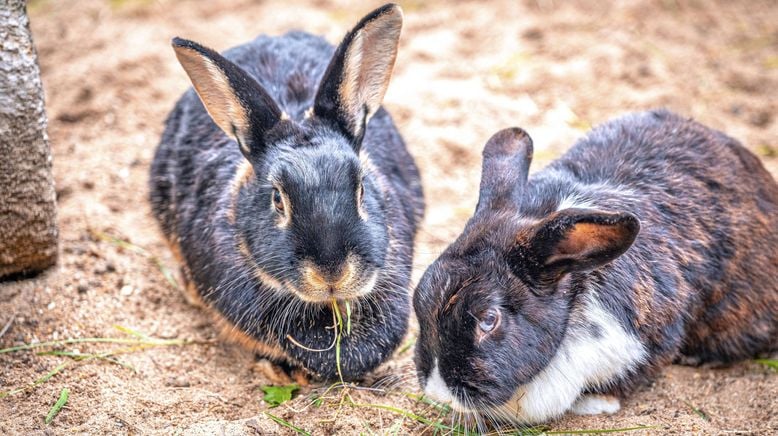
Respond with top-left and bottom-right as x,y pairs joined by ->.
413,110 -> 777,424
150,4 -> 424,381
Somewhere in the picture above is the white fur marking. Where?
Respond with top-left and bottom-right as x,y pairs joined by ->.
425,360 -> 470,411
556,194 -> 595,211
356,270 -> 379,296
571,394 -> 621,415
498,296 -> 646,424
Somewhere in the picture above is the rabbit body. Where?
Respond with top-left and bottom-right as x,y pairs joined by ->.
150,5 -> 423,380
413,109 -> 777,423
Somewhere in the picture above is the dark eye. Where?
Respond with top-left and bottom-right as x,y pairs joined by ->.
272,188 -> 284,213
478,308 -> 501,333
358,182 -> 365,206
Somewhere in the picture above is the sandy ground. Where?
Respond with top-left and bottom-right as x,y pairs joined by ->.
1,0 -> 777,434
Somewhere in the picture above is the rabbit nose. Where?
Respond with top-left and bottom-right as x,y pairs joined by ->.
303,260 -> 356,291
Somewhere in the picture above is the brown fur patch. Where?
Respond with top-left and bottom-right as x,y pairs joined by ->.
164,236 -> 206,308
227,159 -> 254,225
556,222 -> 626,257
212,311 -> 287,361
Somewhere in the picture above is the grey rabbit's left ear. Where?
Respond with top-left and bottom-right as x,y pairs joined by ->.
313,3 -> 403,148
172,37 -> 282,160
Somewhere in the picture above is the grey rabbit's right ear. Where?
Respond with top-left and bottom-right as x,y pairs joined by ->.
476,127 -> 534,212
313,4 -> 403,148
172,37 -> 282,160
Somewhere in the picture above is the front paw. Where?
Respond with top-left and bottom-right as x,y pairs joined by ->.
571,394 -> 621,415
252,358 -> 310,386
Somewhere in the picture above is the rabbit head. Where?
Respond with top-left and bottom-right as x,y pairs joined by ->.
170,4 -> 404,303
413,128 -> 640,412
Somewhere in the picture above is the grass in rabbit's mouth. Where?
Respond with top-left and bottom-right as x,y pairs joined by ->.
285,298 -> 353,385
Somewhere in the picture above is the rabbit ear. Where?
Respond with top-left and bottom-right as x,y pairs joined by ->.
476,128 -> 534,212
313,4 -> 403,148
512,208 -> 640,290
172,37 -> 282,159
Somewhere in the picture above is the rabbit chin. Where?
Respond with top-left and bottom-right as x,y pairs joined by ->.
294,270 -> 379,303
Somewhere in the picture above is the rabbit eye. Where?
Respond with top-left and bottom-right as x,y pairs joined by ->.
478,308 -> 500,333
272,188 -> 285,213
358,182 -> 365,206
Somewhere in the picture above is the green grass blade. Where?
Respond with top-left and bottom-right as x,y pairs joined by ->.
113,325 -> 149,338
0,336 -> 198,354
345,301 -> 352,335
36,350 -> 137,372
755,359 -> 778,371
544,425 -> 655,434
45,387 -> 69,425
332,300 -> 345,384
90,230 -> 180,290
398,337 -> 416,355
351,401 -> 452,433
0,361 -> 72,398
264,411 -> 311,435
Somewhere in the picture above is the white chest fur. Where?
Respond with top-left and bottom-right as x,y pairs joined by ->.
495,295 -> 647,424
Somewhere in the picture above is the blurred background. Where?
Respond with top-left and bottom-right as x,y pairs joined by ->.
1,0 -> 776,433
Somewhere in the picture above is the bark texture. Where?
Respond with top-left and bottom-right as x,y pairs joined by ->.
0,0 -> 58,278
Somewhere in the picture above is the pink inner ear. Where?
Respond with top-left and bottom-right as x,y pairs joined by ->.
556,223 -> 626,258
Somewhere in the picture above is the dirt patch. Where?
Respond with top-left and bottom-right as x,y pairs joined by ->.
1,0 -> 776,433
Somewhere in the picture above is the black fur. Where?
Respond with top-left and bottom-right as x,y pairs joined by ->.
150,4 -> 424,380
414,110 -> 778,418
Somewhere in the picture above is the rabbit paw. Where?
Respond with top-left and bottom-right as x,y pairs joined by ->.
252,358 -> 310,386
571,394 -> 621,415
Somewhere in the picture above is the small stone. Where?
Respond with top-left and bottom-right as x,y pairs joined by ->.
77,282 -> 89,293
47,301 -> 56,310
165,376 -> 190,388
120,285 -> 134,296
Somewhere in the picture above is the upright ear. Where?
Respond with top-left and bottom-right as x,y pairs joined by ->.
313,4 -> 403,148
172,37 -> 282,160
476,128 -> 534,212
512,208 -> 640,289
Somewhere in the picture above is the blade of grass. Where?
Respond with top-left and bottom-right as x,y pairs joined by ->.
0,336 -> 201,354
36,350 -> 137,372
398,337 -> 416,355
45,387 -> 69,425
89,229 -> 180,290
0,361 -> 71,398
264,411 -> 311,436
544,426 -> 655,434
332,299 -> 345,384
755,359 -> 778,371
345,301 -> 352,335
404,392 -> 452,414
113,325 -> 149,339
350,401 -> 453,433
683,400 -> 710,422
1,332 -> 208,398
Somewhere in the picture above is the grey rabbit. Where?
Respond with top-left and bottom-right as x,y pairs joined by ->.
149,3 -> 424,381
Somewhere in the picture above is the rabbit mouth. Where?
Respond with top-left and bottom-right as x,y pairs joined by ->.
295,267 -> 378,303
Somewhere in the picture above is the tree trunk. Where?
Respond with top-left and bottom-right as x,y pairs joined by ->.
0,0 -> 58,278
